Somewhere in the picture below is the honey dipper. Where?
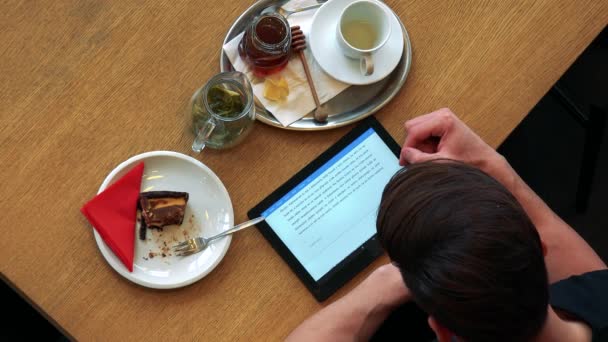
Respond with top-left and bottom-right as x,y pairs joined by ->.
291,26 -> 328,123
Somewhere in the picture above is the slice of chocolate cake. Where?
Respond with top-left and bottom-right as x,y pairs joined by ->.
139,191 -> 189,229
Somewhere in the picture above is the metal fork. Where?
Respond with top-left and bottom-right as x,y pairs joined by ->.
173,217 -> 265,256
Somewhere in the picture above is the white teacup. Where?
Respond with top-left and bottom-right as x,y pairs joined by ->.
336,0 -> 392,76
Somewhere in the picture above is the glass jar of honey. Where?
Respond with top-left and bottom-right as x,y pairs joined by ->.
238,13 -> 292,77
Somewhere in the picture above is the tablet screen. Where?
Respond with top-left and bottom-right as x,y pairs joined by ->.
261,128 -> 401,280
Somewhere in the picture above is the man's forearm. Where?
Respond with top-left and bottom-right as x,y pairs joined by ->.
482,154 -> 606,282
286,264 -> 409,341
286,289 -> 394,341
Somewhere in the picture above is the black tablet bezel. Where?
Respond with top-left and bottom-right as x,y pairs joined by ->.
248,116 -> 401,302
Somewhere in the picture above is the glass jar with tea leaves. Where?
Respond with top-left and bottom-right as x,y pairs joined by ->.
191,71 -> 255,152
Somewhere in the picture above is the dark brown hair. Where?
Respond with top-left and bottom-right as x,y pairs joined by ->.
377,161 -> 548,342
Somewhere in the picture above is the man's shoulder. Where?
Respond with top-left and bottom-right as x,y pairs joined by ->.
550,269 -> 608,339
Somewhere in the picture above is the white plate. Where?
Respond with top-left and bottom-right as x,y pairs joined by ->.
309,0 -> 404,85
93,151 -> 234,289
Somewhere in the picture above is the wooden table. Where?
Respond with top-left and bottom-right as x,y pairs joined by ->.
1,0 -> 606,340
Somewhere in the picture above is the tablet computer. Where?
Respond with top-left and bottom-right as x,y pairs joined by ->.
248,116 -> 402,301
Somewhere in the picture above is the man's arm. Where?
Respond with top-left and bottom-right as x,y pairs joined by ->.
400,108 -> 607,283
483,155 -> 606,282
286,264 -> 410,342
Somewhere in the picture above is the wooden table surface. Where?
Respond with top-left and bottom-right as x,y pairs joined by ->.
1,0 -> 606,340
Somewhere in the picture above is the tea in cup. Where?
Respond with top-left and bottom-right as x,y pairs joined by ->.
336,0 -> 392,76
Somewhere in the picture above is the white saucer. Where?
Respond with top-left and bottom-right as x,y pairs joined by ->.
309,0 -> 404,85
92,151 -> 234,289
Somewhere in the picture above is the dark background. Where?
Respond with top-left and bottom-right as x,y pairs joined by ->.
2,27 -> 605,341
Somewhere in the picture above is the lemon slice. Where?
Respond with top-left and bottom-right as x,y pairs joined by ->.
263,76 -> 289,101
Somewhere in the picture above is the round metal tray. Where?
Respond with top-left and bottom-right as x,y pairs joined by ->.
220,0 -> 412,131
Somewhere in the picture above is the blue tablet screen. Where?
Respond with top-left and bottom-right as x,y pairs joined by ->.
262,128 -> 401,280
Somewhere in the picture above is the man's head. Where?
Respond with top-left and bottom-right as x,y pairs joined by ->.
376,161 -> 548,342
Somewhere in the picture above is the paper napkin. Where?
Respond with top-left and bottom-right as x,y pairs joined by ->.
81,162 -> 144,272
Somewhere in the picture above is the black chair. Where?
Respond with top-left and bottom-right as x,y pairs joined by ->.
547,27 -> 607,213
549,85 -> 606,213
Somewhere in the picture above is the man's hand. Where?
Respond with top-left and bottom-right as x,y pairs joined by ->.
400,108 -> 499,172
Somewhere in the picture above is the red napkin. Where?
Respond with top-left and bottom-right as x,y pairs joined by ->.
81,162 -> 144,272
